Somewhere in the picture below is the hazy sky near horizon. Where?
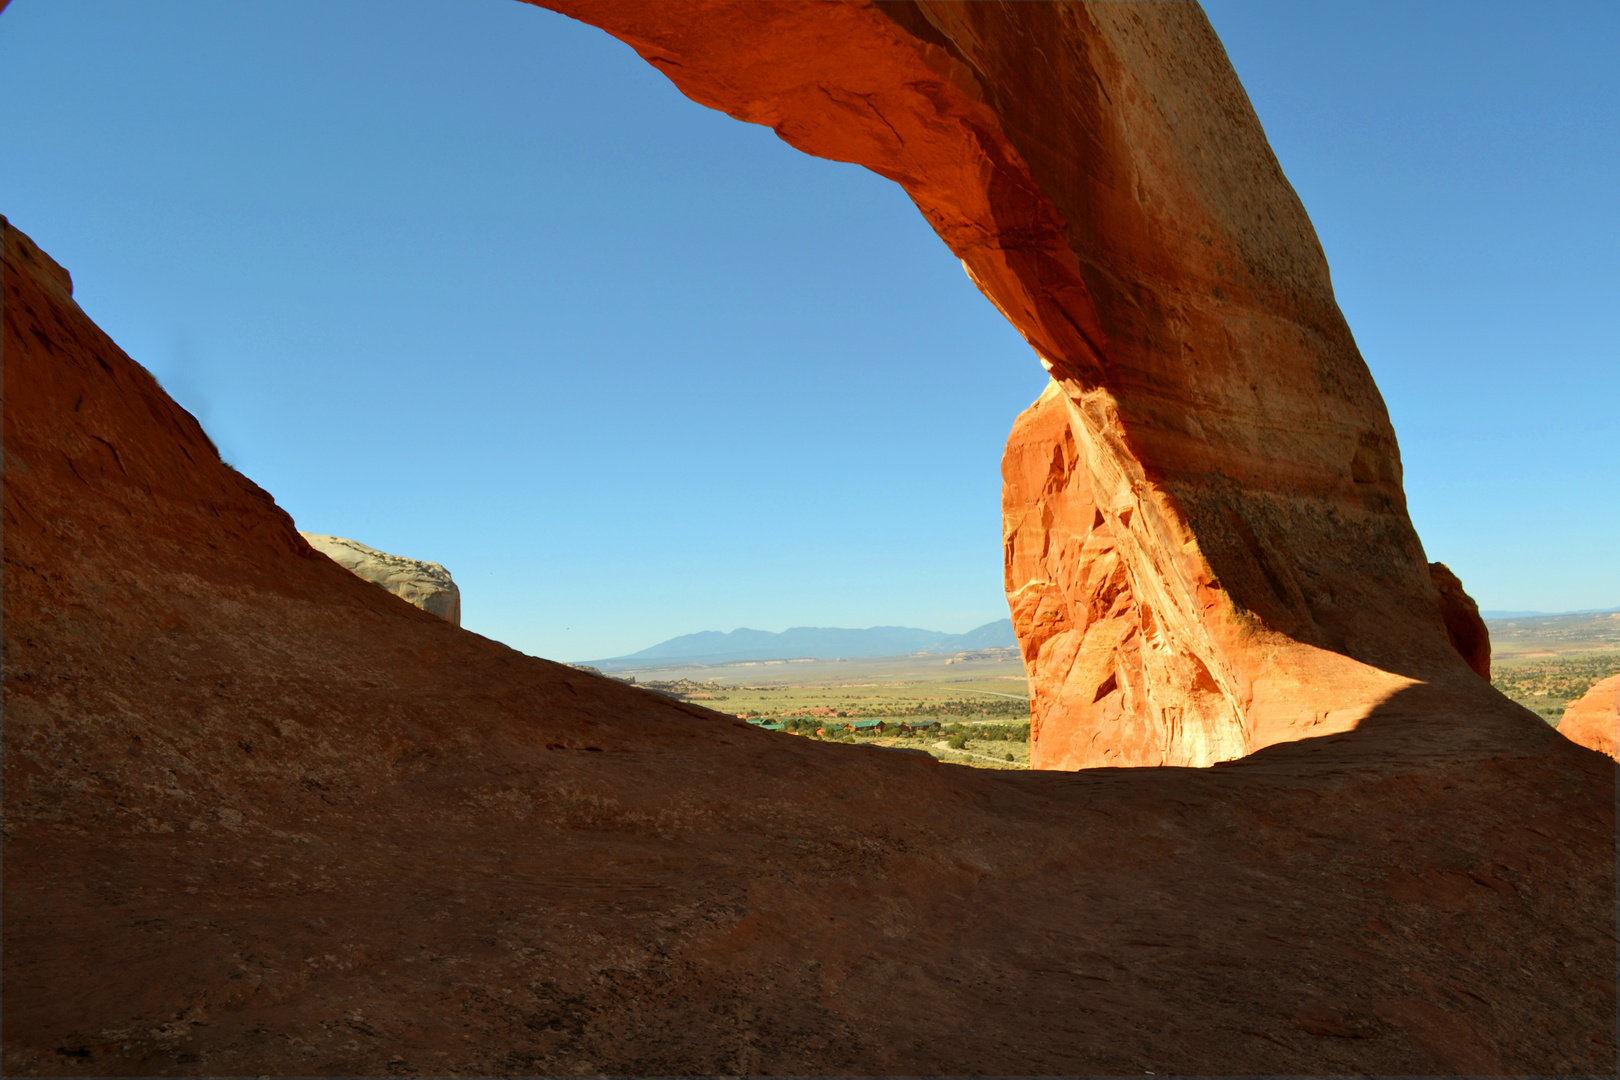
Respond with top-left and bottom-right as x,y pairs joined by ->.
2,0 -> 1615,660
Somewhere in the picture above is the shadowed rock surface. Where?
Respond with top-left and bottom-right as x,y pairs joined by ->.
1429,560 -> 1492,680
1561,674 -> 1619,760
3,3 -> 1615,1075
300,532 -> 461,626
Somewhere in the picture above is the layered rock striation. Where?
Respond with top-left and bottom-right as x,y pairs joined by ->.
1560,673 -> 1619,760
535,1 -> 1489,767
300,532 -> 461,625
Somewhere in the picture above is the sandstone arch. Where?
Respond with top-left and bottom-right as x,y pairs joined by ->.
534,1 -> 1487,766
7,4 -> 1614,1074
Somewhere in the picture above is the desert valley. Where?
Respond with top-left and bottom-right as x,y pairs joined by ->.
569,609 -> 1620,772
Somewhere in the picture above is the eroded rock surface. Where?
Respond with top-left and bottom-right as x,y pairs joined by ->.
1429,560 -> 1491,679
1561,674 -> 1619,760
1003,381 -> 1244,768
1003,381 -> 1495,768
300,532 -> 461,625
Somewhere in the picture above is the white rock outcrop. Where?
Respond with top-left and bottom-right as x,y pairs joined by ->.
299,533 -> 461,625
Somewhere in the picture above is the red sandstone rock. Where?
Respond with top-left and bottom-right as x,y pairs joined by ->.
4,7 -> 1616,1074
1002,380 -> 1496,768
1429,561 -> 1490,679
1004,382 -> 1245,769
1560,674 -> 1619,760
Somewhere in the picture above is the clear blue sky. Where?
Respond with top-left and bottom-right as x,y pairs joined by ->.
2,1 -> 1614,660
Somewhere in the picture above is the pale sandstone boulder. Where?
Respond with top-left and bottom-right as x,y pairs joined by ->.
1559,674 -> 1618,760
299,532 -> 460,625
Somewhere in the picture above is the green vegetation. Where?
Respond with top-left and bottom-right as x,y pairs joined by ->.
631,672 -> 1034,770
610,624 -> 1620,763
1491,652 -> 1620,726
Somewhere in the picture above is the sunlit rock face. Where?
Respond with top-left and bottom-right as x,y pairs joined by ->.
300,533 -> 461,625
1560,674 -> 1619,760
1003,382 -> 1247,769
537,1 -> 1487,765
1003,382 -> 1497,769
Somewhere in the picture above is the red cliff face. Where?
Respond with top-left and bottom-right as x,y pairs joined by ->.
534,1 -> 1487,767
1560,674 -> 1619,760
1428,561 -> 1491,680
1002,381 -> 1494,769
1003,382 -> 1248,769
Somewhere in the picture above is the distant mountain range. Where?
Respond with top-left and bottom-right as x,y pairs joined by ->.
1482,607 -> 1620,619
586,619 -> 1017,670
584,608 -> 1620,671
